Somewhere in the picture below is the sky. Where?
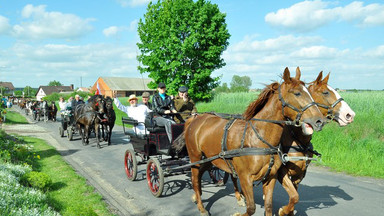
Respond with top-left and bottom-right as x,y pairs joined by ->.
0,0 -> 383,90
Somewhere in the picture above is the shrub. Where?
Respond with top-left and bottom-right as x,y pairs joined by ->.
0,163 -> 59,216
21,171 -> 52,191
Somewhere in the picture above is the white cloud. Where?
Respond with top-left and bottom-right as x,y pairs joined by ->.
265,1 -> 384,32
214,34 -> 384,89
12,4 -> 93,40
116,0 -> 151,7
103,26 -> 119,37
0,15 -> 11,34
5,42 -> 141,87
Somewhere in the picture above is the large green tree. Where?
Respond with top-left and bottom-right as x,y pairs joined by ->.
137,0 -> 230,101
230,75 -> 252,92
48,80 -> 63,86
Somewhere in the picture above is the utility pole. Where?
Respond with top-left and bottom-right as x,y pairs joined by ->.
80,76 -> 83,87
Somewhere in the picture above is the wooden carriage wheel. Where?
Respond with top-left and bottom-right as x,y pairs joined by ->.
146,158 -> 164,197
124,149 -> 137,181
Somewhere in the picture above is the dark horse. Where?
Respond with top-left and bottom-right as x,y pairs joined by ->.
184,68 -> 324,216
48,101 -> 58,121
100,96 -> 116,145
74,95 -> 106,148
276,71 -> 355,216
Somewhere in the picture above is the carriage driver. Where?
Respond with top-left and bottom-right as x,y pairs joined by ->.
113,93 -> 151,135
173,86 -> 197,123
152,82 -> 177,142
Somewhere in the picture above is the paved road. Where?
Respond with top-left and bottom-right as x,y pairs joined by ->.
3,106 -> 384,216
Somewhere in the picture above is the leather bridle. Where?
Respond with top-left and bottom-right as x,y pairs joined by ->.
278,84 -> 318,127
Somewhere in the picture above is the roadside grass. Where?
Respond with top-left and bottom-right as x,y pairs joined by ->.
311,91 -> 384,178
1,110 -> 115,216
24,136 -> 115,216
3,109 -> 29,124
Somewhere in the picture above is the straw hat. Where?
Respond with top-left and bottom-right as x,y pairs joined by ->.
128,94 -> 138,101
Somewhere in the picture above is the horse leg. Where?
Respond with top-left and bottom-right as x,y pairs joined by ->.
190,163 -> 209,216
79,124 -> 85,144
231,174 -> 246,207
95,123 -> 100,148
108,125 -> 113,145
277,167 -> 299,216
85,125 -> 89,144
234,175 -> 255,216
263,176 -> 278,216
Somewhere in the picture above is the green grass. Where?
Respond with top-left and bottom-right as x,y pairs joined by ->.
311,91 -> 384,178
114,97 -> 132,127
24,136 -> 115,216
3,110 -> 29,124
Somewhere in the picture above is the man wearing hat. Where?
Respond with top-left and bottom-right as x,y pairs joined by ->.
152,82 -> 177,142
141,91 -> 152,110
114,94 -> 151,135
71,94 -> 84,110
174,86 -> 197,123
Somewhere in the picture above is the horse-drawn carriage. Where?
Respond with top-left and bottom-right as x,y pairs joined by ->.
59,109 -> 76,140
58,96 -> 115,148
122,114 -> 229,197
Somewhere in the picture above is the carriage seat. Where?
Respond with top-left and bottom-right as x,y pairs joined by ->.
144,112 -> 166,133
121,117 -> 147,140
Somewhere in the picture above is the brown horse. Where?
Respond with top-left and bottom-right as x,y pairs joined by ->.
184,67 -> 325,216
276,71 -> 355,216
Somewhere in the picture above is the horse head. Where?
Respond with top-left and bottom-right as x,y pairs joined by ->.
104,96 -> 114,111
278,67 -> 324,135
308,71 -> 355,126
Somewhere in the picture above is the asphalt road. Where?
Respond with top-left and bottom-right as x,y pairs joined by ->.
3,106 -> 384,216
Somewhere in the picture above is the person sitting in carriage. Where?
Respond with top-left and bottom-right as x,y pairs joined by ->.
173,85 -> 197,123
114,93 -> 151,135
152,82 -> 179,143
141,92 -> 152,110
71,94 -> 84,110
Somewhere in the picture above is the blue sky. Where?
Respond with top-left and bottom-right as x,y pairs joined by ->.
0,0 -> 383,90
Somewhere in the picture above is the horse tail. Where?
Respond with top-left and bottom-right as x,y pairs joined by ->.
172,131 -> 185,153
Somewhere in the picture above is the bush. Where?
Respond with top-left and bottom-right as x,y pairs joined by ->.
0,130 -> 36,168
21,171 -> 52,191
0,163 -> 59,216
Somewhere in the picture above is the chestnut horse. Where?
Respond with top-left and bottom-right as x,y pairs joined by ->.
276,71 -> 355,216
184,67 -> 325,216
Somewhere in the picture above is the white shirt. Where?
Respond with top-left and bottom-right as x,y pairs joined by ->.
59,101 -> 66,110
114,98 -> 151,135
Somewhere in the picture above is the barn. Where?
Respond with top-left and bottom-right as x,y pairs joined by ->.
90,77 -> 155,98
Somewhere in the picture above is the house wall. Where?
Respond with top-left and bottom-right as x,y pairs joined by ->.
90,78 -> 113,97
36,88 -> 46,100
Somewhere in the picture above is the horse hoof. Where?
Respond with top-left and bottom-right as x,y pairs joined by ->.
200,211 -> 209,216
278,208 -> 284,216
232,213 -> 241,216
237,195 -> 246,207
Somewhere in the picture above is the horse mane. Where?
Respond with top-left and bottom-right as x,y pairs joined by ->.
243,82 -> 280,121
